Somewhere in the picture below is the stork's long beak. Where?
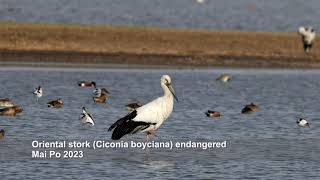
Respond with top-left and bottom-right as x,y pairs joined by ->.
167,84 -> 178,102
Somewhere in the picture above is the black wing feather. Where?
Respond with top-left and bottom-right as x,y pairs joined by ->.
111,121 -> 155,140
108,110 -> 157,140
108,110 -> 138,131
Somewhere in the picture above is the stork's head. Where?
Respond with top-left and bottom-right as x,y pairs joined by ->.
161,75 -> 178,102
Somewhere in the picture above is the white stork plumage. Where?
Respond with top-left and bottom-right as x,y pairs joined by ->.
108,75 -> 178,140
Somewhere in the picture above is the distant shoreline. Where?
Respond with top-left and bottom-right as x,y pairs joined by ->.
0,22 -> 319,69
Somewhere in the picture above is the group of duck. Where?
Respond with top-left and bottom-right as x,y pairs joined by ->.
0,80 -> 144,139
206,74 -> 310,128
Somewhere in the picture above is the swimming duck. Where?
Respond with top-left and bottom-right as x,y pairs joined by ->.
0,129 -> 4,139
296,118 -> 310,128
0,106 -> 23,116
205,110 -> 221,118
78,81 -> 96,88
93,88 -> 109,103
0,98 -> 14,107
216,74 -> 231,82
125,101 -> 143,111
33,86 -> 43,99
93,94 -> 108,103
241,103 -> 259,114
47,99 -> 64,108
93,88 -> 110,97
80,107 -> 95,126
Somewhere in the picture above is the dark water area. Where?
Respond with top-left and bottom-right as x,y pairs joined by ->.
0,68 -> 319,179
0,0 -> 319,31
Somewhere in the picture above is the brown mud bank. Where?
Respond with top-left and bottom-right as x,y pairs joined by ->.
0,22 -> 319,68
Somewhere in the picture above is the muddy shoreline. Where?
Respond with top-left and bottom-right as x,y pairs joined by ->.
0,22 -> 319,69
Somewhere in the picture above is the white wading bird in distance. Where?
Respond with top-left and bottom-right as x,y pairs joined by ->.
298,26 -> 316,53
33,86 -> 43,100
296,118 -> 309,128
108,75 -> 178,141
80,107 -> 95,126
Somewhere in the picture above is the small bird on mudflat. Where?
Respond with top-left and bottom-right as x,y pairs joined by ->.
298,26 -> 316,53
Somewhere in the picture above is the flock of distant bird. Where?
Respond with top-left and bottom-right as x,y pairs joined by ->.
0,26 -> 315,140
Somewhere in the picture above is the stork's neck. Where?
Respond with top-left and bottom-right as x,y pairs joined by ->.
161,83 -> 173,98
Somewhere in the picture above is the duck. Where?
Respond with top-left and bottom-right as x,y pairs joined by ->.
80,107 -> 95,126
205,110 -> 221,118
298,26 -> 316,53
241,103 -> 259,114
33,86 -> 43,99
93,88 -> 109,103
78,81 -> 96,88
0,106 -> 23,116
93,94 -> 108,103
47,99 -> 64,108
93,88 -> 110,97
216,74 -> 231,82
0,129 -> 4,140
296,118 -> 310,128
125,101 -> 143,111
0,98 -> 14,107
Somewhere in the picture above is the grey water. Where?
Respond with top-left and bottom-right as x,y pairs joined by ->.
0,68 -> 320,179
0,0 -> 319,31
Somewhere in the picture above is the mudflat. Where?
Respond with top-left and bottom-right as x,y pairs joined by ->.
0,22 -> 319,68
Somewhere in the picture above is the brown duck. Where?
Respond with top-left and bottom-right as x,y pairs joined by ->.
0,106 -> 23,116
47,99 -> 64,108
205,110 -> 221,118
241,103 -> 259,114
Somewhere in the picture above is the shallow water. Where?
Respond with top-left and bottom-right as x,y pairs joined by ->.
0,0 -> 319,31
0,68 -> 320,179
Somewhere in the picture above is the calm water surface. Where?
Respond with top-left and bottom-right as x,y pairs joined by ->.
0,68 -> 319,179
0,0 -> 319,31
